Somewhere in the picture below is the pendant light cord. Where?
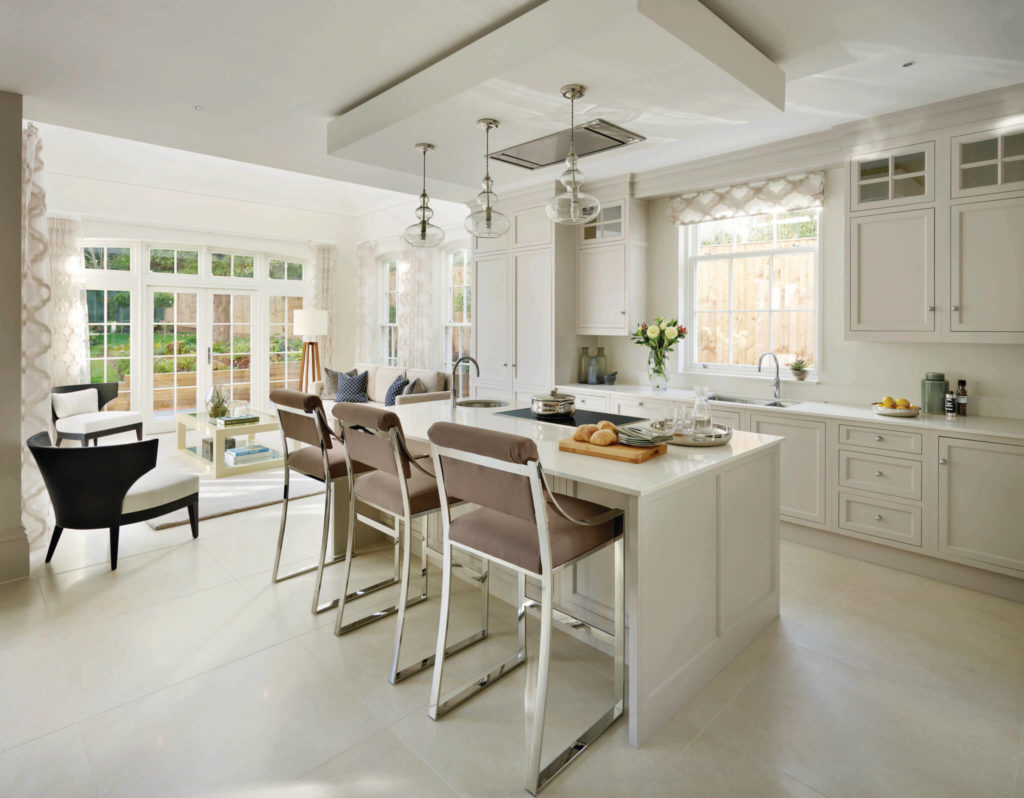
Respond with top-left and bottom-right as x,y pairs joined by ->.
569,91 -> 575,157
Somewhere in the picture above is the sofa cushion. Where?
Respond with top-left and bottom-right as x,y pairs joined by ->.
384,375 -> 410,407
323,367 -> 356,399
372,366 -> 407,403
336,371 -> 369,403
122,470 -> 198,515
55,410 -> 142,435
52,389 -> 99,418
403,378 -> 426,395
407,369 -> 447,393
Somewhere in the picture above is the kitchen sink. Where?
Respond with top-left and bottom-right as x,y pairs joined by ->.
455,399 -> 509,408
707,393 -> 800,408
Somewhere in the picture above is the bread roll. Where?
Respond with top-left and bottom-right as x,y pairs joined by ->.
573,424 -> 599,442
589,428 -> 617,446
596,420 -> 617,433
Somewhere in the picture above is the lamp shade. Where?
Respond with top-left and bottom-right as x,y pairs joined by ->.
292,309 -> 328,337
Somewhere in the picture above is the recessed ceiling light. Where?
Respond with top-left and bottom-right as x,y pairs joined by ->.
193,105 -> 206,111
901,61 -> 916,68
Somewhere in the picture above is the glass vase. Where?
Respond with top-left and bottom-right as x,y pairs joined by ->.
648,350 -> 669,392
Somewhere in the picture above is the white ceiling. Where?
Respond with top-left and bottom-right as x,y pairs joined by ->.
5,0 -> 1024,203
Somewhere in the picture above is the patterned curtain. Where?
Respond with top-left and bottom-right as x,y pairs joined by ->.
397,246 -> 435,369
21,124 -> 52,548
311,244 -> 335,369
49,217 -> 87,386
668,171 -> 825,225
353,240 -> 378,364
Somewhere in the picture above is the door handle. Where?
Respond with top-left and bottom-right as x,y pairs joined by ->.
926,305 -> 935,312
207,347 -> 212,365
938,458 -> 948,465
874,470 -> 884,477
951,305 -> 960,311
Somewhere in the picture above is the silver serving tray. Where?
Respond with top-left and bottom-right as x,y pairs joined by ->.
650,420 -> 734,447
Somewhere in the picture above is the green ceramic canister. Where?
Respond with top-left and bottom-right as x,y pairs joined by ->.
921,372 -> 948,415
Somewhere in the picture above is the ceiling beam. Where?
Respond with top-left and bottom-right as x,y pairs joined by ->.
637,0 -> 785,111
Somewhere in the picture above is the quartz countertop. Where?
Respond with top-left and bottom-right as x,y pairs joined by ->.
391,402 -> 782,498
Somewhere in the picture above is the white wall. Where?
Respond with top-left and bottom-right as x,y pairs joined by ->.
592,169 -> 1024,419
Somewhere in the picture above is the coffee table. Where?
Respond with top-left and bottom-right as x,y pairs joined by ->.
175,410 -> 283,478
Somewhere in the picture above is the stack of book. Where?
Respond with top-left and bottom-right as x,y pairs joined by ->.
225,444 -> 272,466
215,414 -> 261,428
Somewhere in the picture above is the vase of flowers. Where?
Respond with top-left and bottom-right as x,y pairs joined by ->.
631,316 -> 687,393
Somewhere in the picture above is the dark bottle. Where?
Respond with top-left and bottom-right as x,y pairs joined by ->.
955,379 -> 968,417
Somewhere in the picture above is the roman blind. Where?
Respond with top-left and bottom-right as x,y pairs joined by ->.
668,171 -> 825,225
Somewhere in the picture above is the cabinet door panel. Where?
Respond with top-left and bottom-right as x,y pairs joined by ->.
473,253 -> 509,386
849,209 -> 934,332
951,197 -> 1024,333
513,249 -> 552,387
512,205 -> 551,248
938,437 -> 1024,573
749,414 -> 827,525
577,244 -> 627,333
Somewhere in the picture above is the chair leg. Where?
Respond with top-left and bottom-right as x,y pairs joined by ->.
135,425 -> 143,441
389,515 -> 415,683
187,501 -> 199,539
44,525 -> 63,563
272,473 -> 346,586
309,481 -> 337,614
428,536 -> 455,715
54,434 -> 63,447
525,577 -> 554,795
109,526 -> 119,570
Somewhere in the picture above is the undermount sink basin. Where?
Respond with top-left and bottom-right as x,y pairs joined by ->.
708,393 -> 799,408
455,399 -> 509,408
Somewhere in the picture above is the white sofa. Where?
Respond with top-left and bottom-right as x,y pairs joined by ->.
314,363 -> 451,411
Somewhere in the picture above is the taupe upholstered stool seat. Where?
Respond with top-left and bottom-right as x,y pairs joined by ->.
426,421 -> 625,796
270,389 -> 373,615
332,403 -> 489,685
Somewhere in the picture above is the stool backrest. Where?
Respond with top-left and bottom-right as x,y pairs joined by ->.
427,422 -> 539,524
332,403 -> 409,478
270,389 -> 332,449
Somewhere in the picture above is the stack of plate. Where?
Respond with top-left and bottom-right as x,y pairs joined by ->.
617,425 -> 674,447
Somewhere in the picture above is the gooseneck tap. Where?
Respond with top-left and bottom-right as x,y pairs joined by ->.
451,356 -> 480,408
757,351 -> 781,400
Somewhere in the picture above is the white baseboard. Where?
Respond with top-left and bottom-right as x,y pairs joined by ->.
0,526 -> 29,584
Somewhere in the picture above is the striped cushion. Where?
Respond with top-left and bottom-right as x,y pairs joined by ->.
336,370 -> 369,403
384,375 -> 410,407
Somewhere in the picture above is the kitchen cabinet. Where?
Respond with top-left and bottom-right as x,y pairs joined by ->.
838,449 -> 922,501
571,390 -> 609,412
512,204 -> 551,249
472,252 -> 510,387
951,123 -> 1024,198
513,248 -> 553,387
847,208 -> 935,339
950,196 -> 1024,336
938,437 -> 1024,574
615,396 -> 668,420
838,492 -> 922,547
849,141 -> 934,211
749,414 -> 827,526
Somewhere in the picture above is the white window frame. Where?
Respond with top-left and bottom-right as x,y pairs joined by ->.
379,255 -> 401,366
680,208 -> 823,379
442,245 -> 472,398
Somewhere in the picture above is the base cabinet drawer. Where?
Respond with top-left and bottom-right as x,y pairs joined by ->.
838,492 -> 922,547
839,424 -> 922,455
838,449 -> 922,500
615,398 -> 668,420
573,392 -> 609,412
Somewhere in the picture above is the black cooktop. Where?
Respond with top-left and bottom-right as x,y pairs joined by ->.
494,407 -> 645,427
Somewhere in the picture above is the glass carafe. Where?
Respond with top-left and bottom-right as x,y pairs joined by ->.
578,347 -> 590,383
691,385 -> 713,434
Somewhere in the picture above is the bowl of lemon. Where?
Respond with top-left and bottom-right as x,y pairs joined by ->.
872,396 -> 921,417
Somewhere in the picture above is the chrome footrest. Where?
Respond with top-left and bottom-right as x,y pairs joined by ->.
390,628 -> 488,685
335,587 -> 424,637
429,646 -> 527,720
272,553 -> 347,584
529,703 -> 624,795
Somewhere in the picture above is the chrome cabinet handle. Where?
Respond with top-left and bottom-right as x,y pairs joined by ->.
620,310 -> 626,314
952,305 -> 960,311
874,514 -> 883,521
874,470 -> 884,477
502,363 -> 507,367
874,435 -> 883,441
926,305 -> 935,312
938,458 -> 948,465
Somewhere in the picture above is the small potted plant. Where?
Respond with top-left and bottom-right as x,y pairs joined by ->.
789,358 -> 809,381
206,386 -> 229,418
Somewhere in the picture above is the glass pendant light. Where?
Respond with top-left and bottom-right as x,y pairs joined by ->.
403,143 -> 445,248
464,118 -> 510,238
545,84 -> 601,225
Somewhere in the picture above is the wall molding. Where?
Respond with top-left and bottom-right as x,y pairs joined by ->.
0,526 -> 28,584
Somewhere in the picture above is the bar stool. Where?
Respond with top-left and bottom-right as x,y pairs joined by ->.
332,403 -> 489,684
269,389 -> 376,615
426,421 -> 624,795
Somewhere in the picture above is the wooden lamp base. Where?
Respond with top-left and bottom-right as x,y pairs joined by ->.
299,341 -> 321,393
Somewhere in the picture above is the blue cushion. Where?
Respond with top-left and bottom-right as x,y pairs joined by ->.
336,370 -> 369,403
384,375 -> 410,407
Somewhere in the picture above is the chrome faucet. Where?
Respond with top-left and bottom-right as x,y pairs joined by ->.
758,351 -> 781,400
451,356 -> 480,408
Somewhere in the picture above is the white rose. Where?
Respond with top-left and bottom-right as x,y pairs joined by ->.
665,326 -> 678,340
647,325 -> 660,339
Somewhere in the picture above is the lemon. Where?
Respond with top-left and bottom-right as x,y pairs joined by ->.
881,396 -> 896,408
896,398 -> 911,409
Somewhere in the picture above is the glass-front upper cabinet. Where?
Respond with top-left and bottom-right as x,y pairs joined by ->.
849,141 -> 935,211
580,202 -> 624,244
951,124 -> 1024,198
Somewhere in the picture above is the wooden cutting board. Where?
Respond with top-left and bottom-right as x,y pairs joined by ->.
558,437 -> 668,463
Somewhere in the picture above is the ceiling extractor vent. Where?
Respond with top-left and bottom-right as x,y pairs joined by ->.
490,119 -> 645,170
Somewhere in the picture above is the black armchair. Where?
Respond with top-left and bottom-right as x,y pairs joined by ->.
51,382 -> 143,446
27,432 -> 200,570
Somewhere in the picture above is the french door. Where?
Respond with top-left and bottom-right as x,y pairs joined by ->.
146,287 -> 257,431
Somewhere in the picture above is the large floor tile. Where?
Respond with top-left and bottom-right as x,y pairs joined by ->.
705,644 -> 1020,798
298,728 -> 460,797
28,519 -> 191,578
56,581 -> 292,718
80,639 -> 386,798
0,637 -> 77,752
36,543 -> 232,630
0,578 -> 52,652
0,724 -> 97,798
779,541 -> 860,630
792,561 -> 1024,725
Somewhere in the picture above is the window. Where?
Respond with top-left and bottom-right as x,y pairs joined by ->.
686,209 -> 819,372
84,246 -> 130,271
443,248 -> 472,396
379,257 -> 400,366
85,289 -> 132,409
211,251 -> 254,278
211,293 -> 252,403
269,258 -> 303,281
149,248 -> 199,275
268,295 -> 303,393
151,291 -> 198,417
582,203 -> 623,241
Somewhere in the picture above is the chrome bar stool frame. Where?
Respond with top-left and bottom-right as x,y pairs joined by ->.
333,408 -> 490,685
427,437 -> 624,796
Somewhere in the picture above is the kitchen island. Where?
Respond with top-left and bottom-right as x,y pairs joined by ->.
390,401 -> 783,747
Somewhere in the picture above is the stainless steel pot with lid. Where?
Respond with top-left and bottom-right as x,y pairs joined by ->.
531,388 -> 576,418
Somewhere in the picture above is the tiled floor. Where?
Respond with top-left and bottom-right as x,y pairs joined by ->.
2,485 -> 1024,796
